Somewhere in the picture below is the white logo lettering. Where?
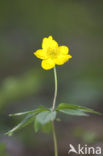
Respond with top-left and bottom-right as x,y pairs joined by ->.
68,144 -> 102,155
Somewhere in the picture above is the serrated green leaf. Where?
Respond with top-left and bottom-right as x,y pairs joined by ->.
57,103 -> 101,115
6,113 -> 35,136
36,111 -> 56,125
59,109 -> 88,116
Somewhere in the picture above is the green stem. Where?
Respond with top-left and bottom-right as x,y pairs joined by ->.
52,66 -> 58,156
52,121 -> 58,156
52,66 -> 58,111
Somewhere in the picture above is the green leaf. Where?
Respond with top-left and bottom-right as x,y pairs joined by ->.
34,119 -> 52,133
34,119 -> 41,133
59,109 -> 88,116
57,103 -> 101,115
42,122 -> 52,133
6,113 -> 35,136
9,106 -> 49,117
9,110 -> 34,117
6,106 -> 50,136
36,110 -> 56,125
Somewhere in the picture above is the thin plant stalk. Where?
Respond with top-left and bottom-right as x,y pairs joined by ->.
52,66 -> 58,156
52,66 -> 58,111
52,121 -> 58,156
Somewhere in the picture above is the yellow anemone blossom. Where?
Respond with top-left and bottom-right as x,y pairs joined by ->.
34,36 -> 72,70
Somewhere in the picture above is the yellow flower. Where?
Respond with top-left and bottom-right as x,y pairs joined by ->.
34,36 -> 72,70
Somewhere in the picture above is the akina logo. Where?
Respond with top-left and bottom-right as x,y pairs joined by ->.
68,144 -> 102,155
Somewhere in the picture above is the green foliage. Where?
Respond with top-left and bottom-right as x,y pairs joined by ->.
34,119 -> 41,133
6,106 -> 49,136
9,106 -> 49,117
9,110 -> 35,117
42,122 -> 52,133
34,119 -> 52,133
58,109 -> 88,116
57,103 -> 101,116
6,113 -> 35,136
36,111 -> 56,125
6,103 -> 101,136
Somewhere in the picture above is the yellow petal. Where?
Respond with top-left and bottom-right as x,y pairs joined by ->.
58,46 -> 69,55
55,54 -> 72,65
41,59 -> 55,70
34,49 -> 48,59
42,36 -> 58,50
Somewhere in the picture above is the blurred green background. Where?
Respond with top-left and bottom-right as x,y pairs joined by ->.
0,0 -> 103,155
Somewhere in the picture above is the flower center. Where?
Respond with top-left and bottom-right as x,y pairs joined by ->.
47,48 -> 58,59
